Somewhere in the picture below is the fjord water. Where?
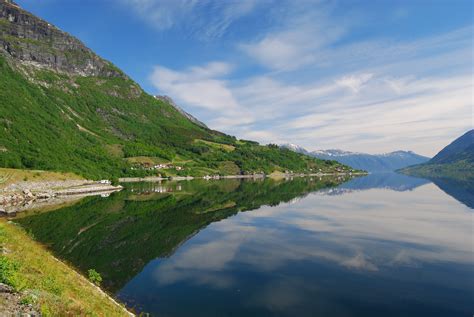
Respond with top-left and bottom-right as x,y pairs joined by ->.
16,174 -> 473,316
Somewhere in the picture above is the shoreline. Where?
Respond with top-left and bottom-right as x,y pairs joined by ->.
119,172 -> 366,183
0,180 -> 122,215
0,220 -> 134,316
1,172 -> 366,215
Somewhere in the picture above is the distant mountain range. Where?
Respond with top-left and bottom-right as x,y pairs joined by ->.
281,144 -> 430,172
400,130 -> 474,180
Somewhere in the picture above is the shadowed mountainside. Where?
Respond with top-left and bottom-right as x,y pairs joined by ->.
400,130 -> 473,180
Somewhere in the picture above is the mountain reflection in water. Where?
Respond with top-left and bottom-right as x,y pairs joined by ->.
15,174 -> 473,316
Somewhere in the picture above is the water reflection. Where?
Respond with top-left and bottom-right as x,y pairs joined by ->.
16,176 -> 348,292
15,174 -> 473,316
339,172 -> 430,191
428,177 -> 474,209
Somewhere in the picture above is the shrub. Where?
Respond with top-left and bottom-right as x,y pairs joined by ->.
87,269 -> 102,286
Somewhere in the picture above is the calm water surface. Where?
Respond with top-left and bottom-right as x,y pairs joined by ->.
16,174 -> 473,316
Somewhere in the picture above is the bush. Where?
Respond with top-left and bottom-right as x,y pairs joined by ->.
110,177 -> 119,186
87,269 -> 102,286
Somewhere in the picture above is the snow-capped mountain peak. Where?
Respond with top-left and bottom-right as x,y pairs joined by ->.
280,143 -> 309,154
312,149 -> 362,156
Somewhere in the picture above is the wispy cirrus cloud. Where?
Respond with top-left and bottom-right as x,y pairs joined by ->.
120,0 -> 262,39
239,0 -> 346,71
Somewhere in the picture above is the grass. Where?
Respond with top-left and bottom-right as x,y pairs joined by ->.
0,168 -> 83,189
268,171 -> 287,179
125,156 -> 170,165
104,144 -> 124,158
194,139 -> 235,152
0,220 -> 130,316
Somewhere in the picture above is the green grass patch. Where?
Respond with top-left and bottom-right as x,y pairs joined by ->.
0,221 -> 130,316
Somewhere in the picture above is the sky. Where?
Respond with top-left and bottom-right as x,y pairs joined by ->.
16,0 -> 473,156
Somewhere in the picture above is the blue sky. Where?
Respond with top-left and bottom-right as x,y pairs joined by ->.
17,0 -> 473,156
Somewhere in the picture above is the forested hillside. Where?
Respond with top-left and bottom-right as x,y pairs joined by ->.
400,130 -> 473,180
0,0 -> 351,179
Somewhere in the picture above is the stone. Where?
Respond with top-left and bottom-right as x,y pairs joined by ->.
0,283 -> 13,293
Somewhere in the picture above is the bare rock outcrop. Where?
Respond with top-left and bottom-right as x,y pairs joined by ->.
0,0 -> 125,77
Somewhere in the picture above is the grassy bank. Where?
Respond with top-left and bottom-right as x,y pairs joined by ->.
0,220 -> 131,316
0,168 -> 83,190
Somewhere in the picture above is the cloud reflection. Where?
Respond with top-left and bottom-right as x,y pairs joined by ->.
152,182 -> 472,291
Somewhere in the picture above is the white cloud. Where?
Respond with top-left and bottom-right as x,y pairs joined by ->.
239,32 -> 316,71
336,73 -> 374,93
150,62 -> 256,130
150,62 -> 238,111
121,0 -> 197,30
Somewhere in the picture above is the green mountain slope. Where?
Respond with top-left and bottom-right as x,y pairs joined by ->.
0,1 -> 352,179
400,130 -> 474,180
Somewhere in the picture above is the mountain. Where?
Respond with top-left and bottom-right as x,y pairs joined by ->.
281,145 -> 429,172
0,1 -> 351,179
312,150 -> 430,172
400,130 -> 474,180
430,130 -> 474,164
154,95 -> 208,129
280,143 -> 310,155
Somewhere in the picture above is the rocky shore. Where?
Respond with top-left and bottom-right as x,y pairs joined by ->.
0,180 -> 122,215
0,283 -> 39,316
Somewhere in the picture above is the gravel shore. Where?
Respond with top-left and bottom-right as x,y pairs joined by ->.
0,180 -> 122,215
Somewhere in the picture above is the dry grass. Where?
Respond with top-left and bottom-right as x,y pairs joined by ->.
0,220 -> 131,316
125,156 -> 170,165
268,171 -> 287,179
194,139 -> 235,152
0,168 -> 83,189
104,144 -> 124,158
